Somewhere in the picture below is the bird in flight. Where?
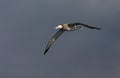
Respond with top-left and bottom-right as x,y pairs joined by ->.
44,22 -> 101,55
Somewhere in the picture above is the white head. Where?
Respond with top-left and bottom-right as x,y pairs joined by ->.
55,25 -> 63,29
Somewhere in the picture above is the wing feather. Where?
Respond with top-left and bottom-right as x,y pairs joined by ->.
44,29 -> 64,55
75,23 -> 101,30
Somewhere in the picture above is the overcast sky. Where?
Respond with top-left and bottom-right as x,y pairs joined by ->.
0,0 -> 120,78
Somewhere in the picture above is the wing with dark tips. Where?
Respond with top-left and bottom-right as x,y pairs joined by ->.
74,23 -> 101,30
44,29 -> 65,55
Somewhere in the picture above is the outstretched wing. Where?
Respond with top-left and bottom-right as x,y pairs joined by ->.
74,23 -> 101,30
44,29 -> 65,55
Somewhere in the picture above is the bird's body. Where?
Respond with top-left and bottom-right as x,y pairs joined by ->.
63,24 -> 81,31
44,22 -> 101,55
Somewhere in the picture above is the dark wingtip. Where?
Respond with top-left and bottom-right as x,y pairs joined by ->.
43,49 -> 49,55
96,28 -> 101,30
43,52 -> 46,55
43,51 -> 47,55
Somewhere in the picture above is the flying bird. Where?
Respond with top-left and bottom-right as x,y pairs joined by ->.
44,22 -> 101,55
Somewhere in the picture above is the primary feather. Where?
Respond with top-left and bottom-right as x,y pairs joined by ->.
44,29 -> 64,55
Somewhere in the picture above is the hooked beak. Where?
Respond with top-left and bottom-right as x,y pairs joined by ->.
55,25 -> 63,29
55,26 -> 60,29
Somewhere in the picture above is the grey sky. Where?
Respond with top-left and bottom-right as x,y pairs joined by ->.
0,0 -> 120,78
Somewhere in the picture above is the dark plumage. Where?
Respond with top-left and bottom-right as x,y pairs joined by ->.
44,22 -> 101,55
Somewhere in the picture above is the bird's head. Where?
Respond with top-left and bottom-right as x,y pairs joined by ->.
55,25 -> 63,29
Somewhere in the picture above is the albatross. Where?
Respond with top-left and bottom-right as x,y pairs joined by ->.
44,22 -> 101,55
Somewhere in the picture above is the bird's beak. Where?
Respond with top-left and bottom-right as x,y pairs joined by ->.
55,26 -> 59,29
55,25 -> 63,29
